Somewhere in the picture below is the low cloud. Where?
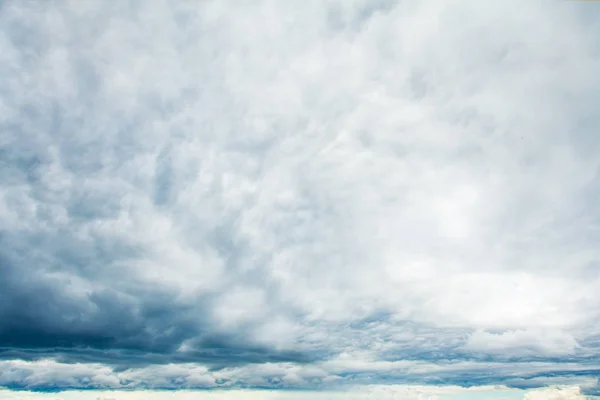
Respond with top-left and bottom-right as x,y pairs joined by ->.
0,359 -> 599,391
523,386 -> 585,400
0,385 -> 590,400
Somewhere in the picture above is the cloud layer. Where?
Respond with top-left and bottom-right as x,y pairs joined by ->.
1,0 -> 600,394
0,385 -> 592,400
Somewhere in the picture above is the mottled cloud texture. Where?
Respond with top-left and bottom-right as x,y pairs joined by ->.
1,0 -> 600,398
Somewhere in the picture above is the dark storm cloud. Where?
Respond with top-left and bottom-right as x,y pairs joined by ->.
0,160 -> 311,366
0,243 -> 313,367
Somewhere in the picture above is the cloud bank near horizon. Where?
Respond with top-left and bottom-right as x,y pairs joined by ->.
0,385 -> 592,400
1,0 -> 600,395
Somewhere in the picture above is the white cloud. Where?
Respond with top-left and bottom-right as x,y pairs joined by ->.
0,385 -> 588,400
1,0 -> 600,392
1,359 -> 599,392
0,385 -> 528,400
523,386 -> 585,400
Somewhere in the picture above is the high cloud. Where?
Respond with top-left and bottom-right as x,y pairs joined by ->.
1,0 -> 600,395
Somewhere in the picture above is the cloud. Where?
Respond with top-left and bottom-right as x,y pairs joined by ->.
462,329 -> 580,357
523,386 -> 585,400
0,358 -> 599,392
0,385 -> 588,400
1,0 -> 600,394
0,386 -> 533,400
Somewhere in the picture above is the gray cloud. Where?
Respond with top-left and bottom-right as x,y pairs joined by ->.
1,0 -> 600,393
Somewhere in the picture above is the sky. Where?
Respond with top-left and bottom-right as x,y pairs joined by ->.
1,0 -> 600,399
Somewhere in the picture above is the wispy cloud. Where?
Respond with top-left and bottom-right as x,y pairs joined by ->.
1,0 -> 600,395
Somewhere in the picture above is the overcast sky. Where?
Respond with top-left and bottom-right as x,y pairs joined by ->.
1,0 -> 600,399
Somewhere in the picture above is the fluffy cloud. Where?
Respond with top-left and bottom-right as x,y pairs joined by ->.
1,0 -> 600,394
523,386 -> 585,400
0,358 -> 598,392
